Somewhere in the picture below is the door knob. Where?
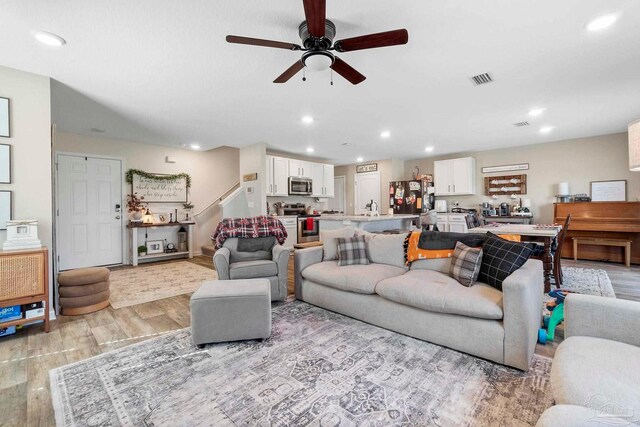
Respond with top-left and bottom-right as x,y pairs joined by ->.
115,215 -> 121,219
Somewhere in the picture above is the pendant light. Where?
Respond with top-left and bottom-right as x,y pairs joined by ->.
629,119 -> 640,171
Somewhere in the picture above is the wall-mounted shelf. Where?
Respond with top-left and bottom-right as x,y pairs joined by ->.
484,174 -> 527,196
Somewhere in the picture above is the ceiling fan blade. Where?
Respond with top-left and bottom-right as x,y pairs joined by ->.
226,35 -> 301,51
274,60 -> 305,83
303,0 -> 326,38
330,57 -> 366,85
334,29 -> 408,52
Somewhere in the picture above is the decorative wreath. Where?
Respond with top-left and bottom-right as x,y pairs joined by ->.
125,169 -> 192,188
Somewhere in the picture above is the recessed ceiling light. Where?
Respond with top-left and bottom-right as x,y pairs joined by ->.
190,144 -> 201,150
539,126 -> 554,134
528,108 -> 546,116
33,30 -> 66,47
425,146 -> 435,152
306,147 -> 314,153
586,13 -> 618,31
380,131 -> 391,139
301,116 -> 314,124
356,157 -> 364,163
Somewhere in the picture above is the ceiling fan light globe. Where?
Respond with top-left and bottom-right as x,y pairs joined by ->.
303,51 -> 334,71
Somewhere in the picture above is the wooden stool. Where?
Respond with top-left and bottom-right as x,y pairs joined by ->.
58,267 -> 110,315
572,237 -> 632,268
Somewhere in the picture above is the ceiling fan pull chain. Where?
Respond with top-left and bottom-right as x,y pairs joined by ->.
302,67 -> 306,82
330,68 -> 334,86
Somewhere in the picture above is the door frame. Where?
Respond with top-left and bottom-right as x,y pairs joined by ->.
331,175 -> 346,213
54,151 -> 126,272
354,171 -> 381,215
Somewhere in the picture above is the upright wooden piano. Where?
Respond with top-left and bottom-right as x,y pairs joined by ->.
555,202 -> 640,265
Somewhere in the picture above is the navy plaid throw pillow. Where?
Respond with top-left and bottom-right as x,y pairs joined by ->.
336,236 -> 370,266
478,232 -> 536,291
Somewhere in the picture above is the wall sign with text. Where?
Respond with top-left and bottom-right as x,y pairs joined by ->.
356,163 -> 378,173
131,173 -> 188,203
481,163 -> 529,174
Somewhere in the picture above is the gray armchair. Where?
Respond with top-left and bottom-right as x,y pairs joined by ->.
213,236 -> 290,301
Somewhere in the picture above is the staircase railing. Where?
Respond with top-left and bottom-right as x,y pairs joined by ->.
194,181 -> 241,217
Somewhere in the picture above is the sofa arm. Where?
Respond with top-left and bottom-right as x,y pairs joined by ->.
213,247 -> 231,280
294,246 -> 323,300
272,245 -> 291,301
565,293 -> 640,347
502,258 -> 544,370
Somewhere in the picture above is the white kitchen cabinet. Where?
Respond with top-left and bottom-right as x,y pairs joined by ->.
435,213 -> 469,233
311,163 -> 335,197
323,164 -> 334,197
288,159 -> 312,178
433,157 -> 476,196
266,156 -> 289,196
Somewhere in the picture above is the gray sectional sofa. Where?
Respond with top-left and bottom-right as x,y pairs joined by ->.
294,232 -> 544,371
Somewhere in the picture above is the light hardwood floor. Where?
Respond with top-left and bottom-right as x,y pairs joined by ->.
0,255 -> 638,426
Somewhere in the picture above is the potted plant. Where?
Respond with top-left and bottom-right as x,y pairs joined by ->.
127,193 -> 146,220
138,245 -> 147,257
273,202 -> 285,216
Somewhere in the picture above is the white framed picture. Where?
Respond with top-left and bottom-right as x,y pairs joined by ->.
145,240 -> 164,254
0,144 -> 10,183
0,191 -> 11,230
591,180 -> 626,202
0,97 -> 9,138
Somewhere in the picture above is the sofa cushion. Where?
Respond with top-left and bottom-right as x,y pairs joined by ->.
320,227 -> 356,261
478,232 -> 535,291
551,336 -> 640,419
301,261 -> 406,294
229,260 -> 278,280
375,269 -> 504,320
449,242 -> 483,287
223,238 -> 273,264
363,232 -> 408,269
410,258 -> 452,274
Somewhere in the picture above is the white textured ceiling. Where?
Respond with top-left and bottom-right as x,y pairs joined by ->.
2,0 -> 640,164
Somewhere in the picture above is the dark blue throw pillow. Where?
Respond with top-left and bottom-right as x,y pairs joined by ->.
478,232 -> 536,291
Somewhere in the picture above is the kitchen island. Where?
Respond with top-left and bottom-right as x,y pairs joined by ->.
319,214 -> 419,233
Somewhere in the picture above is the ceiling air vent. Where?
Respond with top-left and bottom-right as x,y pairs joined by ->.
513,121 -> 530,127
470,73 -> 493,86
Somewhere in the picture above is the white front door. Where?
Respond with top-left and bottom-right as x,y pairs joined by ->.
354,172 -> 380,215
57,154 -> 123,270
328,175 -> 346,212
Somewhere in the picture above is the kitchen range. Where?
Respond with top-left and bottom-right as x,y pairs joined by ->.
283,203 -> 320,243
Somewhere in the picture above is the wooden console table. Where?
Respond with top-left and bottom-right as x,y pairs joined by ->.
128,222 -> 195,266
0,247 -> 50,333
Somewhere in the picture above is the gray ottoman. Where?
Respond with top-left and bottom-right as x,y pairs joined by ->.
190,279 -> 271,347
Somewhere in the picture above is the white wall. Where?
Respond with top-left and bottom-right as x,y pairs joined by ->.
0,66 -> 53,309
404,133 -> 640,223
239,143 -> 267,216
55,132 -> 239,256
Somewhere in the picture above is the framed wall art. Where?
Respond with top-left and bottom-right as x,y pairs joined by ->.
0,190 -> 12,230
0,97 -> 9,138
127,170 -> 190,203
0,144 -> 10,183
145,240 -> 164,254
591,180 -> 626,202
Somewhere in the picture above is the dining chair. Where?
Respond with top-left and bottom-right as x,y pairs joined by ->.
553,214 -> 571,287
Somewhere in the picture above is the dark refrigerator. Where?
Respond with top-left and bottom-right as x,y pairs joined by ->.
389,180 -> 435,214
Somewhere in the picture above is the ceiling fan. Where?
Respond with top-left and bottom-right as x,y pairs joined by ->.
226,0 -> 409,85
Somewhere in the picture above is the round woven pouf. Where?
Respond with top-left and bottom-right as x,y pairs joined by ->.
58,267 -> 110,316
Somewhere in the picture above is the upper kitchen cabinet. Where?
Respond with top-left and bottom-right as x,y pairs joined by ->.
288,159 -> 312,178
311,163 -> 335,197
433,157 -> 476,196
266,155 -> 289,196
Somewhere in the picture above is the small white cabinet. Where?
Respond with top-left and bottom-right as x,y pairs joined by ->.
435,214 -> 469,233
288,159 -> 312,178
277,216 -> 298,249
433,157 -> 476,196
310,163 -> 335,197
323,164 -> 334,197
266,155 -> 289,196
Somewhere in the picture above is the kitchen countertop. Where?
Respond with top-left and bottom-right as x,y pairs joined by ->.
319,214 -> 419,222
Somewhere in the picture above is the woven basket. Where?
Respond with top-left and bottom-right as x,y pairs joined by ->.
0,252 -> 45,302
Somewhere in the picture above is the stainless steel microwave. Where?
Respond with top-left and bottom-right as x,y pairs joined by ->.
289,177 -> 313,196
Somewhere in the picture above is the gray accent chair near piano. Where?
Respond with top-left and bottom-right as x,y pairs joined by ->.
213,236 -> 290,301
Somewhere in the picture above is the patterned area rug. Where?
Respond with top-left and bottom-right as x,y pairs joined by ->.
50,300 -> 553,426
559,267 -> 615,298
108,262 -> 217,309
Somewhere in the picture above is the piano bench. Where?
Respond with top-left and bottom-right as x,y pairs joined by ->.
572,237 -> 632,268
